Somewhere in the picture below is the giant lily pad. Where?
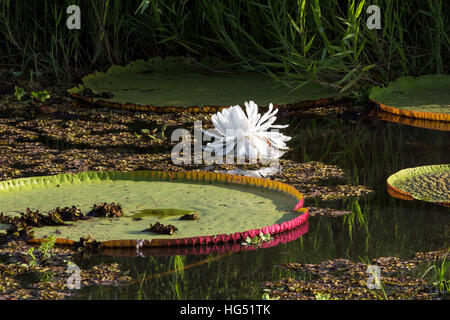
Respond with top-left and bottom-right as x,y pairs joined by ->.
69,56 -> 340,113
387,164 -> 450,207
0,171 -> 308,247
370,75 -> 450,122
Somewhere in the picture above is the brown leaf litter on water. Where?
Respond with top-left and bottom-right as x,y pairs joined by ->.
262,248 -> 450,300
305,207 -> 351,218
0,240 -> 131,300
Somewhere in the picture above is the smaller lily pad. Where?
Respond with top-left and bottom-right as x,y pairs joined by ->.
387,164 -> 450,207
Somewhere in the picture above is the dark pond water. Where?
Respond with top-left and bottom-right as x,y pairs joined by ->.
70,116 -> 449,300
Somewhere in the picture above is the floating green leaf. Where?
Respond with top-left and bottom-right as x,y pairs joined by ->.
68,57 -> 340,108
0,171 -> 303,242
387,164 -> 450,206
370,75 -> 450,121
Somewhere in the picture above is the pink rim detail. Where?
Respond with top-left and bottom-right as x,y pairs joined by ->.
114,207 -> 308,248
101,221 -> 309,257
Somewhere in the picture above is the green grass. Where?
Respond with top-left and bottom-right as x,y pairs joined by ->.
421,249 -> 450,296
0,1 -> 448,91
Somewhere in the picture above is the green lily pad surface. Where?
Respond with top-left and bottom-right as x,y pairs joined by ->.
69,57 -> 339,107
0,171 -> 301,241
370,75 -> 450,119
387,164 -> 450,204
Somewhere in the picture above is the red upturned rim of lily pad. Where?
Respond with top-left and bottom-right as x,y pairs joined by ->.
100,221 -> 309,257
26,170 -> 308,248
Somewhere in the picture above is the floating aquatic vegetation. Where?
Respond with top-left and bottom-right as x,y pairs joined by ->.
86,203 -> 123,218
145,222 -> 178,235
306,207 -> 352,218
241,232 -> 272,247
0,240 -> 132,300
0,170 -> 307,248
262,249 -> 450,300
387,164 -> 449,207
68,56 -> 341,114
370,75 -> 450,122
276,160 -> 373,201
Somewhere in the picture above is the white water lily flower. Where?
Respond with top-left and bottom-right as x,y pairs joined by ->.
203,101 -> 291,162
